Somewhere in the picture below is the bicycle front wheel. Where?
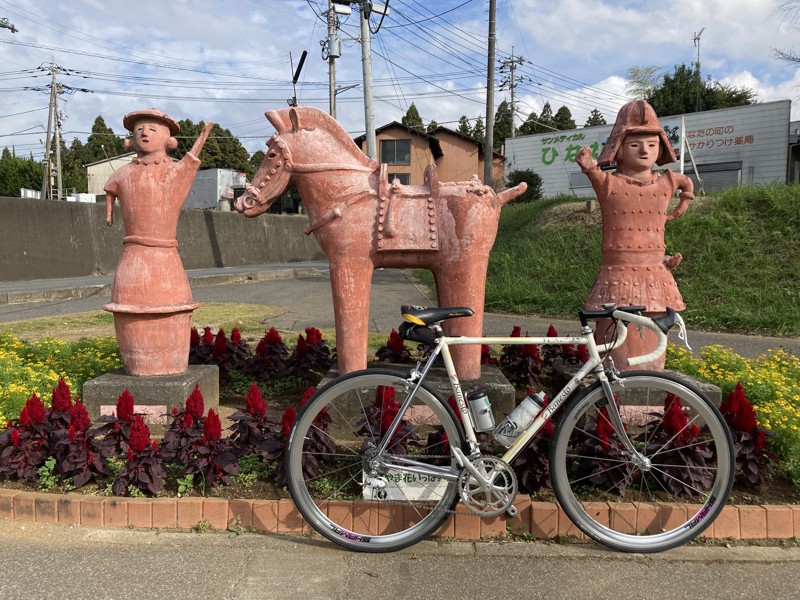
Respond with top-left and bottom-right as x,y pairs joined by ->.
285,369 -> 465,552
550,371 -> 734,553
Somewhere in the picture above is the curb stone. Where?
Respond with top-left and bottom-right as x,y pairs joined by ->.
0,488 -> 796,542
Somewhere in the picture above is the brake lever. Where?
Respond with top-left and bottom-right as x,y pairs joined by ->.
675,313 -> 692,351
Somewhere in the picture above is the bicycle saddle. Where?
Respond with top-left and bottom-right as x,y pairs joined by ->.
400,305 -> 474,326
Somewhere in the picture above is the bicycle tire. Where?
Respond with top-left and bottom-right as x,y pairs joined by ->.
285,369 -> 466,552
549,371 -> 734,553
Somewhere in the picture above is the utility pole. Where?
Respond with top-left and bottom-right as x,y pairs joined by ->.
41,63 -> 57,201
499,47 -> 528,139
483,0 -> 496,186
0,17 -> 18,33
359,2 -> 376,159
323,1 -> 345,118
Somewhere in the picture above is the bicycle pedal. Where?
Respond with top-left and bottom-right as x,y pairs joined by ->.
506,504 -> 518,518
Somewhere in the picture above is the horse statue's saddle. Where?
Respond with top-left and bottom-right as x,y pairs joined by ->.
376,163 -> 440,252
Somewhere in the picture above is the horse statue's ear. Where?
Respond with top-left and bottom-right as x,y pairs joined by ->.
290,108 -> 300,132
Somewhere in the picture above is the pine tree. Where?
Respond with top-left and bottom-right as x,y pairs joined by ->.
553,105 -> 576,131
401,103 -> 424,131
493,100 -> 514,148
518,110 -> 541,136
584,108 -> 607,127
471,116 -> 485,143
457,115 -> 472,136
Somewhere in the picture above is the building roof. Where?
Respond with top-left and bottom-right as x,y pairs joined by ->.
353,121 -> 505,160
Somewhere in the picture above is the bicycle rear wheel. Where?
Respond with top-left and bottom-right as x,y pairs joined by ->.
285,369 -> 465,552
550,371 -> 734,553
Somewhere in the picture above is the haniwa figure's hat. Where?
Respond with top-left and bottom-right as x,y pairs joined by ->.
597,100 -> 676,167
122,108 -> 180,135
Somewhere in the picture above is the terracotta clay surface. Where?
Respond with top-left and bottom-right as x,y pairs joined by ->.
104,109 -> 213,376
577,100 -> 694,370
235,106 -> 526,380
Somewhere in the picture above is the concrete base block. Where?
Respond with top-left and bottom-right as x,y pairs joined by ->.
321,363 -> 516,422
83,365 -> 219,430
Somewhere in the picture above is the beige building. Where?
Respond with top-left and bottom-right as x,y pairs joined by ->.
355,122 -> 506,188
85,153 -> 136,195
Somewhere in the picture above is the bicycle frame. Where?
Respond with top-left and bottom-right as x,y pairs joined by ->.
375,315 -> 635,483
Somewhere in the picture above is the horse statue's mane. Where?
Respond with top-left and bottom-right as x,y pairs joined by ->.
265,106 -> 377,170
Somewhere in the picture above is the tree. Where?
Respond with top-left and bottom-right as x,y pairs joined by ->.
0,148 -> 40,196
493,100 -> 514,148
538,102 -> 554,132
401,103 -> 424,131
584,108 -> 607,127
248,150 -> 265,179
457,115 -> 472,136
426,120 -> 439,133
471,116 -> 485,143
552,105 -> 576,131
85,116 -> 124,163
505,168 -> 543,203
626,65 -> 664,100
518,110 -> 542,136
174,120 -> 249,171
771,2 -> 800,63
646,63 -> 756,116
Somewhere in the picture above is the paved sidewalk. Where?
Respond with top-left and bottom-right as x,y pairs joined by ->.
0,262 -> 797,359
0,520 -> 798,600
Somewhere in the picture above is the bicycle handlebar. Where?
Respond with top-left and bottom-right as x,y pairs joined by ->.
610,307 -> 689,366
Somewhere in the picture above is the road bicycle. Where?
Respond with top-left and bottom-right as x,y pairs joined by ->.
286,304 -> 735,553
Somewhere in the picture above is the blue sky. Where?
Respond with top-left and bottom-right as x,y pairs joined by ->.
1,0 -> 798,159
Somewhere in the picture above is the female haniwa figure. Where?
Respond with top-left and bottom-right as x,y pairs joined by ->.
104,108 -> 213,376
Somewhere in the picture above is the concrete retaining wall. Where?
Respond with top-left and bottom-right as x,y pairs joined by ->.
0,197 -> 325,282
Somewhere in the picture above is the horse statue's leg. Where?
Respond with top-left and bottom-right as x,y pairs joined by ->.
432,262 -> 487,381
328,257 -> 374,375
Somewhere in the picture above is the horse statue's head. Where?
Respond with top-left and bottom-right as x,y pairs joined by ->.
234,106 -> 375,217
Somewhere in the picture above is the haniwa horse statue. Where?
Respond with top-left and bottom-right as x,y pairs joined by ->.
234,106 -> 526,380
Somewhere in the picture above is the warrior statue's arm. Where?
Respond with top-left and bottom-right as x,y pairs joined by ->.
667,172 -> 695,222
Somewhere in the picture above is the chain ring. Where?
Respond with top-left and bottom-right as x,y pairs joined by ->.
458,456 -> 518,517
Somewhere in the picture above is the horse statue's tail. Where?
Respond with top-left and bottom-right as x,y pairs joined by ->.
497,182 -> 527,206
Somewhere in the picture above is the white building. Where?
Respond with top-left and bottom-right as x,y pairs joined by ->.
504,100 -> 792,197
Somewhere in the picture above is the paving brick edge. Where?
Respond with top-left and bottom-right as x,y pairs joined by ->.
0,489 -> 797,542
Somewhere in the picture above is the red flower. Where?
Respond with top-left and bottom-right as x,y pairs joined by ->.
181,412 -> 194,430
245,382 -> 267,418
662,393 -> 700,442
376,386 -> 400,436
522,341 -> 540,360
755,429 -> 767,450
69,401 -> 91,431
231,327 -> 241,346
387,329 -> 406,355
185,385 -> 205,419
546,325 -> 559,337
10,428 -> 20,447
129,416 -> 152,454
300,387 -> 316,407
511,325 -> 522,337
596,406 -> 615,449
295,335 -> 308,358
116,389 -> 135,423
480,344 -> 492,364
212,329 -> 228,359
51,377 -> 73,412
446,396 -> 463,423
265,327 -> 283,345
255,338 -> 268,356
190,327 -> 201,347
203,409 -> 222,443
576,344 -> 590,362
19,393 -> 47,426
720,382 -> 758,433
281,406 -> 297,439
202,326 -> 214,345
305,327 -> 322,345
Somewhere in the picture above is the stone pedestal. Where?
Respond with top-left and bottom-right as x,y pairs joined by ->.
83,365 -> 219,432
321,363 -> 516,423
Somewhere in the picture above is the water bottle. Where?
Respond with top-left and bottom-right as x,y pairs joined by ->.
467,389 -> 495,432
493,391 -> 546,447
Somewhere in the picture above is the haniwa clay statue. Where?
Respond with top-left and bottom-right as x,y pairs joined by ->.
234,106 -> 526,380
104,109 -> 213,376
576,99 -> 694,370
